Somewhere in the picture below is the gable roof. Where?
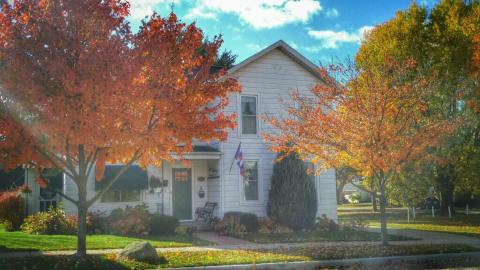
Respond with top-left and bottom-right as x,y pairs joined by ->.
228,40 -> 321,80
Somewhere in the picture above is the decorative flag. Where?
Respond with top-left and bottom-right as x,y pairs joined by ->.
229,142 -> 244,176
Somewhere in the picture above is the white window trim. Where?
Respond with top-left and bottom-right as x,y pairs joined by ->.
238,158 -> 264,205
238,93 -> 261,138
100,190 -> 143,203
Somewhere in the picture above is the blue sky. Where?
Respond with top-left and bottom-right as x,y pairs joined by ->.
127,0 -> 437,65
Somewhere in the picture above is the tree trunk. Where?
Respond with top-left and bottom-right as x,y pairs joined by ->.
372,194 -> 378,212
437,164 -> 455,215
336,184 -> 345,204
379,183 -> 388,245
76,184 -> 88,257
371,180 -> 378,212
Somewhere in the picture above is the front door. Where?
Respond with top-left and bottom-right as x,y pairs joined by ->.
172,168 -> 192,220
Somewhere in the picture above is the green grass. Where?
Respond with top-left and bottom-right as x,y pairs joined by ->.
338,203 -> 480,238
237,230 -> 415,244
0,225 -> 210,252
0,243 -> 476,269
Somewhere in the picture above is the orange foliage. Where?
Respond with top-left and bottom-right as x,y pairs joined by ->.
265,58 -> 457,180
0,1 -> 240,177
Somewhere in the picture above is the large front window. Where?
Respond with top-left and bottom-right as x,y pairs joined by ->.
101,190 -> 141,202
243,160 -> 259,201
241,95 -> 257,135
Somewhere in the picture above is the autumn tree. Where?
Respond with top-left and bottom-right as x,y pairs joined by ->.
266,59 -> 456,245
356,0 -> 480,212
0,0 -> 239,256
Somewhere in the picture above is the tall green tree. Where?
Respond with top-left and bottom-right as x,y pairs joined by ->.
267,152 -> 317,230
356,0 -> 480,213
215,50 -> 237,69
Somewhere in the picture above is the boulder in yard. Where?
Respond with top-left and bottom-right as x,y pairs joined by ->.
118,241 -> 159,263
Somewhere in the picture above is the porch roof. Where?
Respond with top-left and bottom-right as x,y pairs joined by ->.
175,145 -> 221,160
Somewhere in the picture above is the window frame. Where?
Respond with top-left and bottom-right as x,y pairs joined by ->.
239,158 -> 263,204
100,189 -> 141,203
238,93 -> 260,137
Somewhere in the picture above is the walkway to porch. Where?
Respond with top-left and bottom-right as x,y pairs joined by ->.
194,232 -> 252,246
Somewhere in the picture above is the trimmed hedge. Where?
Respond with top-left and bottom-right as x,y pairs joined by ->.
224,212 -> 258,233
149,215 -> 179,235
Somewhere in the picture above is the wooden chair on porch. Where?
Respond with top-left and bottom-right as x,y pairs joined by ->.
195,202 -> 217,225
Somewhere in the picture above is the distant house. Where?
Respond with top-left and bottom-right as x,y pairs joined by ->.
18,40 -> 338,221
342,179 -> 370,203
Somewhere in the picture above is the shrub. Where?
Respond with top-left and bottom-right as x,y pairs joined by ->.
341,217 -> 368,232
149,215 -> 179,235
267,152 -> 317,230
224,212 -> 258,233
213,215 -> 247,236
314,214 -> 338,232
21,205 -> 74,234
175,225 -> 197,236
105,204 -> 151,235
258,217 -> 276,233
257,217 -> 293,234
86,211 -> 107,234
0,187 -> 25,231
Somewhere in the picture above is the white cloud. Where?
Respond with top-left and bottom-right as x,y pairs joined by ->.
245,43 -> 266,51
186,0 -> 322,29
184,6 -> 218,20
288,41 -> 299,50
307,25 -> 373,49
325,8 -> 339,18
303,45 -> 323,53
129,0 -> 180,19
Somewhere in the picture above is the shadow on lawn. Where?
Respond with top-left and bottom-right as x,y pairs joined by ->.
0,254 -> 167,270
0,245 -> 39,253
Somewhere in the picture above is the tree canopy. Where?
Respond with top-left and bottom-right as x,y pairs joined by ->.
0,0 -> 240,256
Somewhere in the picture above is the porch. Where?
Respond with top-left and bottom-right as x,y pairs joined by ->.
86,145 -> 223,222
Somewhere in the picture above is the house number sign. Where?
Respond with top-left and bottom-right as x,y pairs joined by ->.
174,171 -> 188,181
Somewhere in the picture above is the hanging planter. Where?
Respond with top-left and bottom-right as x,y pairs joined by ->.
198,187 -> 205,199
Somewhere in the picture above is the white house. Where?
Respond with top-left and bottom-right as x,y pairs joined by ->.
20,40 -> 337,221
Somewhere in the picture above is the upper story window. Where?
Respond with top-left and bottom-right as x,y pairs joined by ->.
241,95 -> 257,135
243,160 -> 259,201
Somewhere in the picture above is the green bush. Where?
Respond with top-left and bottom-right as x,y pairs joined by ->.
21,205 -> 75,234
267,152 -> 317,230
149,215 -> 179,235
0,187 -> 25,231
224,212 -> 259,233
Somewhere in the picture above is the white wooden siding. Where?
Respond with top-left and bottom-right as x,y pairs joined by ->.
220,48 -> 337,219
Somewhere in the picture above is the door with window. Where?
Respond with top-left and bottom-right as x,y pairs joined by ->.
172,168 -> 192,220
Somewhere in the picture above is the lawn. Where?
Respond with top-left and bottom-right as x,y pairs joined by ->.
338,203 -> 480,238
236,230 -> 414,244
0,225 -> 210,252
0,243 -> 476,269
